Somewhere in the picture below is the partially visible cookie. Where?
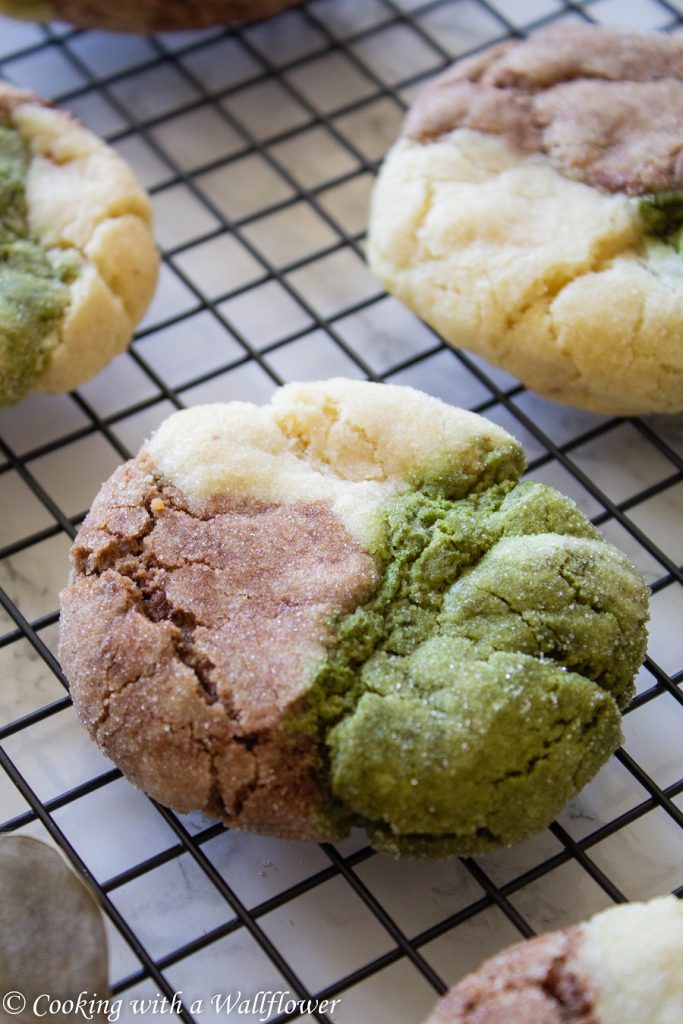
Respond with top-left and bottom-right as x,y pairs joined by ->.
423,896 -> 683,1024
367,25 -> 683,415
60,380 -> 649,856
0,81 -> 158,406
0,0 -> 302,31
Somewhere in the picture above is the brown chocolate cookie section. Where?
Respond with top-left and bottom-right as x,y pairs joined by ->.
60,453 -> 377,840
424,928 -> 598,1024
39,0 -> 302,32
404,24 -> 683,195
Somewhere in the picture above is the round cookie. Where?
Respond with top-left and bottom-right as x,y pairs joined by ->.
59,380 -> 649,856
367,25 -> 683,416
0,0 -> 302,31
422,895 -> 683,1024
0,81 -> 158,406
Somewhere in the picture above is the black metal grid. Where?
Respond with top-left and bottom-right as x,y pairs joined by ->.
0,0 -> 682,1020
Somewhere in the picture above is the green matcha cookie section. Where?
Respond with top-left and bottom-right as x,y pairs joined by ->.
0,117 -> 79,406
639,192 -> 683,253
296,479 -> 648,856
330,654 -> 621,855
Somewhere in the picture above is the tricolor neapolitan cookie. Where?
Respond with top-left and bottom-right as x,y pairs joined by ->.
367,25 -> 683,415
0,0 -> 302,31
0,82 -> 158,406
422,896 -> 683,1024
59,380 -> 649,857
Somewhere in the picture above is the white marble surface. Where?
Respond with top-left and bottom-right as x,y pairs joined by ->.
0,1 -> 682,1022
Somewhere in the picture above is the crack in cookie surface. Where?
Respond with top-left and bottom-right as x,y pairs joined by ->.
62,451 -> 376,841
310,485 -> 644,855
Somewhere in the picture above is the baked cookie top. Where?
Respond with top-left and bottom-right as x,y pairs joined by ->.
405,23 -> 683,197
423,895 -> 683,1024
60,380 -> 649,856
367,26 -> 683,415
0,81 -> 157,406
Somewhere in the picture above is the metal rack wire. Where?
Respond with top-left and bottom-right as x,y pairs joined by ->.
0,0 -> 682,1021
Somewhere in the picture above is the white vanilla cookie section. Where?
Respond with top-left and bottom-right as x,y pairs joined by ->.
146,378 -> 522,548
367,129 -> 683,415
8,89 -> 158,392
578,896 -> 683,1024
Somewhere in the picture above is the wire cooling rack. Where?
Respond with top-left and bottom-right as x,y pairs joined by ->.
1,0 -> 682,1021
